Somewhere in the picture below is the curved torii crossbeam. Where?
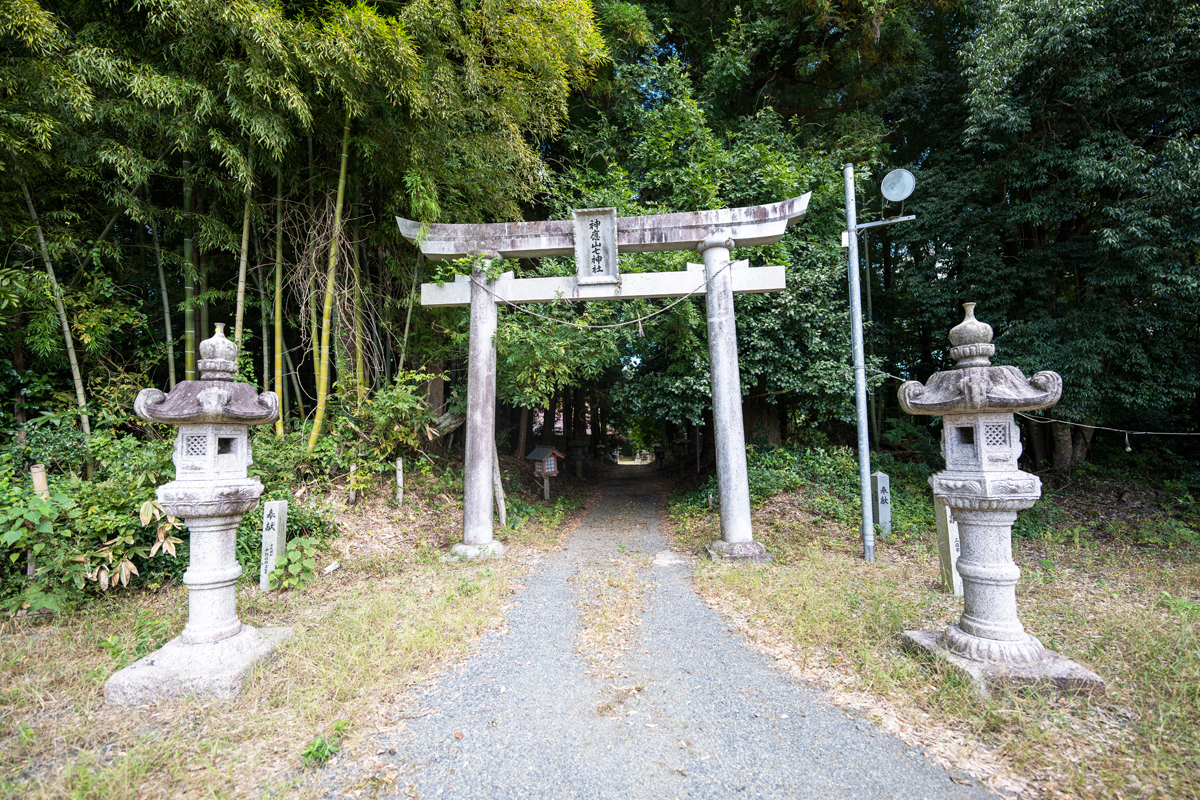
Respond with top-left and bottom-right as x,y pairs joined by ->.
397,193 -> 811,562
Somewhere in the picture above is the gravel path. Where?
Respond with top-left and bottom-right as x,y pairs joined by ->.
347,465 -> 991,799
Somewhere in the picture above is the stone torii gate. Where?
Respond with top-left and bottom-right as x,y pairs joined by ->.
397,194 -> 810,562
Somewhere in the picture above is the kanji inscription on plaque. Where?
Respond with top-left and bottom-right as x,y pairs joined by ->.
573,207 -> 618,285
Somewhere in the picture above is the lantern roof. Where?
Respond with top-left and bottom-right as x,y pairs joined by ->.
897,304 -> 1062,416
525,446 -> 565,462
134,324 -> 279,427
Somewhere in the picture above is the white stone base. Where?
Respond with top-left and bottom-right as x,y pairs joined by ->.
104,625 -> 291,706
706,539 -> 772,564
447,541 -> 509,560
902,629 -> 1105,699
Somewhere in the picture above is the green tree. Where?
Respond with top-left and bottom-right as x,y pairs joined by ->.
884,0 -> 1200,473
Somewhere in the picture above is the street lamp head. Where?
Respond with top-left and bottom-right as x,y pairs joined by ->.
881,169 -> 916,202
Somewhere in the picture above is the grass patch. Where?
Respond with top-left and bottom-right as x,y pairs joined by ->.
0,554 -> 517,799
0,452 -> 600,799
668,492 -> 1200,799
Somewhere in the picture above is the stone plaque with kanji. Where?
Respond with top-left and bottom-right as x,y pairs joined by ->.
573,207 -> 617,285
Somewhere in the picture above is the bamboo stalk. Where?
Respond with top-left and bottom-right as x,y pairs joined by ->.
351,194 -> 365,409
199,194 -> 208,340
255,270 -> 269,392
182,158 -> 195,379
284,344 -> 305,419
146,188 -> 176,388
274,175 -> 285,435
398,256 -> 418,368
307,109 -> 352,452
492,440 -> 507,527
233,188 -> 252,347
308,273 -> 319,388
21,180 -> 90,437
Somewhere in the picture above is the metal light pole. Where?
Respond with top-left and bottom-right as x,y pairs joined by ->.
844,165 -> 875,561
843,165 -> 917,562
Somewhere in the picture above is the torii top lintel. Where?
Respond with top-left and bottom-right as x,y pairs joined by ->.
396,193 -> 811,260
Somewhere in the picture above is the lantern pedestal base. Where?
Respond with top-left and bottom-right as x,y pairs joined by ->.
901,629 -> 1104,699
705,539 -> 772,564
104,625 -> 291,706
448,540 -> 508,561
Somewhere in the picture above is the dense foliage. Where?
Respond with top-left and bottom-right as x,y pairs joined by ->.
2,0 -> 1197,606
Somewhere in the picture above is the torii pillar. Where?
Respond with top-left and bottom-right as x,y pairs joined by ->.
399,195 -> 811,562
700,233 -> 757,558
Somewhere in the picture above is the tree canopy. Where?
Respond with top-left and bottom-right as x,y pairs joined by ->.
2,0 -> 1196,480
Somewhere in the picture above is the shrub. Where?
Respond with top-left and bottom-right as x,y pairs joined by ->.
671,445 -> 938,536
0,458 -> 183,612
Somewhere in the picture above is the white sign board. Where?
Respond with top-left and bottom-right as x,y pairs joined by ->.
574,207 -> 618,284
934,497 -> 963,596
871,471 -> 891,535
259,500 -> 288,591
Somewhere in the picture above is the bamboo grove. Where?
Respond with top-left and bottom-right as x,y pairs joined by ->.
1,0 -> 605,460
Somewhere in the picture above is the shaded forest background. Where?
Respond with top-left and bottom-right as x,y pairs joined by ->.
2,0 -> 1198,604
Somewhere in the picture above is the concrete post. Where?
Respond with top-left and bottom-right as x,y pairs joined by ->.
395,457 -> 404,505
871,471 -> 891,535
700,234 -> 770,563
455,262 -> 506,559
934,498 -> 963,596
258,500 -> 287,592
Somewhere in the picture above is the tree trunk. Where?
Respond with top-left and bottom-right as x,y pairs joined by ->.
425,361 -> 445,454
274,176 -> 285,435
1026,418 -> 1047,471
563,389 -> 576,442
701,406 -> 715,463
308,109 -> 352,452
21,180 -> 90,437
13,314 -> 26,446
515,406 -> 529,458
541,392 -> 558,445
1072,422 -> 1096,469
576,386 -> 587,443
1051,422 -> 1074,479
741,375 -> 780,446
918,322 -> 934,384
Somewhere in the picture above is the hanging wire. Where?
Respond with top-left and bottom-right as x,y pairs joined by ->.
1013,412 -> 1200,438
865,367 -> 1200,439
466,259 -> 735,331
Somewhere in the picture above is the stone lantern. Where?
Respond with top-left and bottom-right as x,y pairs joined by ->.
897,304 -> 1103,695
570,437 -> 587,478
106,324 -> 290,705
